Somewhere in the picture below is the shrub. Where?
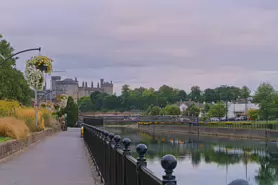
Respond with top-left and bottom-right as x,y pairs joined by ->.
0,117 -> 30,139
0,100 -> 20,117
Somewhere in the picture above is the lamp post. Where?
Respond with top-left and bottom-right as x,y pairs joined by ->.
30,87 -> 55,128
0,47 -> 41,66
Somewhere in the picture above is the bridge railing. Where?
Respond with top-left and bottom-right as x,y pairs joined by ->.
82,123 -> 178,185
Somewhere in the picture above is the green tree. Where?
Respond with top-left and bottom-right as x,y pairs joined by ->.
203,88 -> 216,103
78,96 -> 94,112
148,106 -> 161,116
161,105 -> 180,115
209,102 -> 226,119
190,86 -> 201,102
64,96 -> 79,127
0,34 -> 33,105
178,90 -> 187,101
102,95 -> 121,110
254,83 -> 275,120
184,103 -> 200,117
248,108 -> 259,121
241,85 -> 251,115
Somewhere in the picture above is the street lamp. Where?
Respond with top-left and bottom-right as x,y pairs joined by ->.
30,87 -> 55,128
0,47 -> 41,66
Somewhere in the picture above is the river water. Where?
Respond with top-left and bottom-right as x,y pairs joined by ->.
104,127 -> 278,185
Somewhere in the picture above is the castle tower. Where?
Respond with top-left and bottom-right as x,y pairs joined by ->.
85,82 -> 87,88
97,82 -> 99,88
82,81 -> 84,87
91,82 -> 94,87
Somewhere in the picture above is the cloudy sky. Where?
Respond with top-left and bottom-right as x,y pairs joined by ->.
1,0 -> 278,94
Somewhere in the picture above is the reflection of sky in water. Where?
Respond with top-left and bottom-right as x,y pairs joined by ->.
104,127 -> 278,185
147,157 -> 259,185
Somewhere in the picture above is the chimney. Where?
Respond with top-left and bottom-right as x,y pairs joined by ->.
91,82 -> 93,87
75,77 -> 77,82
82,81 -> 84,87
85,82 -> 87,88
110,80 -> 112,84
97,82 -> 99,88
100,79 -> 104,87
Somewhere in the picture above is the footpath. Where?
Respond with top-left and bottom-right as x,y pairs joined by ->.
0,128 -> 95,185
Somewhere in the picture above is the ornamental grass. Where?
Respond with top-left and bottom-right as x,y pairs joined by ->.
0,117 -> 30,139
14,108 -> 45,132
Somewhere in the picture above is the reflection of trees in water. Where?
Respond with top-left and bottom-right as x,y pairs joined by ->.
255,156 -> 278,185
107,128 -> 278,185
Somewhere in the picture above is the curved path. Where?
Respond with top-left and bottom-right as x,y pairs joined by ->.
0,128 -> 95,185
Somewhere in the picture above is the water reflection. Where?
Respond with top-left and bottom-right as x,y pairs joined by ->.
104,127 -> 278,185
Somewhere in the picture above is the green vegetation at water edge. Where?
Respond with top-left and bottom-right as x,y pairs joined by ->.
0,137 -> 11,142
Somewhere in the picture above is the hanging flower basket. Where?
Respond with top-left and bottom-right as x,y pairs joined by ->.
25,55 -> 54,90
27,56 -> 54,74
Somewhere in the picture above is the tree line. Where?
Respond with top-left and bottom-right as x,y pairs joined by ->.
78,84 -> 251,112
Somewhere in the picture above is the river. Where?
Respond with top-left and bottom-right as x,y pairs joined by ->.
104,127 -> 278,185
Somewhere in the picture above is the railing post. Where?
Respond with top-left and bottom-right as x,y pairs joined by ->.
161,154 -> 177,185
136,144 -> 148,185
122,138 -> 131,185
114,135 -> 121,149
123,138 -> 131,155
108,133 -> 115,185
109,133 -> 115,146
113,135 -> 121,185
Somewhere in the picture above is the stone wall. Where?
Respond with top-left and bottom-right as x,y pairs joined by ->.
138,124 -> 278,141
0,128 -> 59,160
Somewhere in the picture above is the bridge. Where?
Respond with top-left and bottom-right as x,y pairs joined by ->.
0,126 -> 251,185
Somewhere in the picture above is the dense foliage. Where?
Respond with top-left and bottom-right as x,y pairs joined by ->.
0,34 -> 33,105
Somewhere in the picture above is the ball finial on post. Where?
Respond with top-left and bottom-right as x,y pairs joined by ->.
161,154 -> 177,185
136,144 -> 148,167
122,138 -> 131,155
114,135 -> 121,149
108,133 -> 115,145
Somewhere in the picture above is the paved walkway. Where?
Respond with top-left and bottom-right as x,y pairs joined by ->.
0,128 -> 95,185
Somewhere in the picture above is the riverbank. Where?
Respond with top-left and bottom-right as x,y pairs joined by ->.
138,124 -> 278,141
104,124 -> 138,129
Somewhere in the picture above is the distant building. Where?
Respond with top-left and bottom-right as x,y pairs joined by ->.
51,76 -> 113,102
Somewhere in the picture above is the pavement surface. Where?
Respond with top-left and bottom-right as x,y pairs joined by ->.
0,128 -> 95,185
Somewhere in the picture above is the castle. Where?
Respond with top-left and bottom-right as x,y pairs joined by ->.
50,76 -> 113,102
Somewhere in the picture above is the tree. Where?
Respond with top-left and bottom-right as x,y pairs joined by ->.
161,105 -> 180,115
149,106 -> 161,116
0,34 -> 16,67
190,86 -> 201,102
248,109 -> 259,121
209,102 -> 226,119
64,96 -> 79,127
184,103 -> 200,117
254,83 -> 275,120
203,88 -> 216,103
178,90 -> 187,101
241,85 -> 251,115
78,96 -> 94,112
0,34 -> 33,105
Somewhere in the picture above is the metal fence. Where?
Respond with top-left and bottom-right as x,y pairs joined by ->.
82,123 -> 177,185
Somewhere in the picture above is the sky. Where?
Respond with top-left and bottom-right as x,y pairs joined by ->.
1,0 -> 278,94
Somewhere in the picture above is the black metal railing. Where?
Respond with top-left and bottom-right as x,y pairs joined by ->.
82,123 -> 177,185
